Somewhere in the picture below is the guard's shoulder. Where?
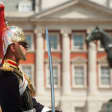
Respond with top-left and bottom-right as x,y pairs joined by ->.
0,66 -> 14,72
0,67 -> 16,79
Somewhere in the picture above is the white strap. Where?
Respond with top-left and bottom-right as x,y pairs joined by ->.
23,108 -> 36,112
42,107 -> 51,112
19,75 -> 28,95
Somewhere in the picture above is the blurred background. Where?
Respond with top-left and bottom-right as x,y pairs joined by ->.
1,0 -> 112,112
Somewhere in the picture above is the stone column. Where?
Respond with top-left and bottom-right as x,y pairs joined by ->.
86,42 -> 99,112
61,28 -> 71,95
86,100 -> 100,112
88,42 -> 97,95
35,27 -> 44,95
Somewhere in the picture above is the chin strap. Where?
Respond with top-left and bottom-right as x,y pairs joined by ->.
23,108 -> 36,112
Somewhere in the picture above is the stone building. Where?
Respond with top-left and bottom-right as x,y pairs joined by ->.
1,0 -> 112,112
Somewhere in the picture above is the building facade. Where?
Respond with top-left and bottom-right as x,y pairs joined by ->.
1,0 -> 112,112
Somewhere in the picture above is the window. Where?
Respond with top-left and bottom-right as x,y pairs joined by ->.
25,33 -> 34,51
72,32 -> 86,51
46,32 -> 60,51
72,64 -> 87,88
45,64 -> 60,88
99,65 -> 111,87
20,64 -> 34,84
18,0 -> 32,12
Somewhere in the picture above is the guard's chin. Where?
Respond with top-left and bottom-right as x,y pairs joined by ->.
20,55 -> 26,61
16,55 -> 26,62
16,54 -> 26,61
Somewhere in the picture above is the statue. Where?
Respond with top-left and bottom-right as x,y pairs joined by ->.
86,27 -> 112,67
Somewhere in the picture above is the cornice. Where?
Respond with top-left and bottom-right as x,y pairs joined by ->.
71,56 -> 87,64
6,17 -> 112,26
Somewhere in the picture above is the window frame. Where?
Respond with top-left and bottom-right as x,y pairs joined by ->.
72,64 -> 87,88
71,32 -> 86,51
45,63 -> 61,88
98,64 -> 112,88
45,32 -> 60,52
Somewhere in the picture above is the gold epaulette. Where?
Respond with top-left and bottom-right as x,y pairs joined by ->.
0,60 -> 17,72
0,66 -> 14,72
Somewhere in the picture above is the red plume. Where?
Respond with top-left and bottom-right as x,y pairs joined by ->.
0,3 -> 6,58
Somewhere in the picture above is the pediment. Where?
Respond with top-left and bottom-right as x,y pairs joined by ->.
30,0 -> 112,20
45,7 -> 108,19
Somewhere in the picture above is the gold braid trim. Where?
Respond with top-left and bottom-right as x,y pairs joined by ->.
0,65 -> 14,72
16,68 -> 35,96
0,59 -> 18,72
24,74 -> 35,96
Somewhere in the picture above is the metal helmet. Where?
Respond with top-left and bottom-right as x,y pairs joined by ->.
2,26 -> 26,55
0,3 -> 27,61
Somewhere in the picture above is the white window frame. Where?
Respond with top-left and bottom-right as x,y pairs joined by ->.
72,64 -> 87,88
98,64 -> 112,88
45,63 -> 60,88
45,32 -> 60,52
19,64 -> 34,86
25,33 -> 34,52
71,32 -> 86,52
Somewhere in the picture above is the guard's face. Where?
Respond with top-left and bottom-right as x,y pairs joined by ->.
14,42 -> 28,61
